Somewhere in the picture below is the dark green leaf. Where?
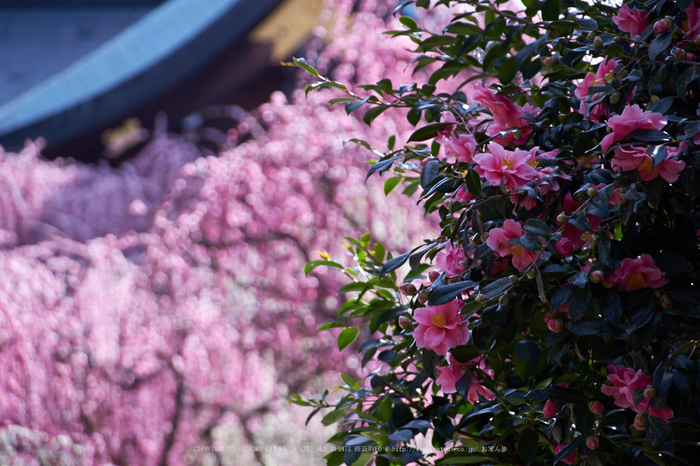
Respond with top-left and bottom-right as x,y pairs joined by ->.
408,122 -> 455,142
646,416 -> 673,447
524,218 -> 551,237
566,318 -> 614,336
542,0 -> 560,21
480,277 -> 513,298
648,33 -> 672,62
428,280 -> 478,305
421,160 -> 441,189
677,66 -> 698,101
292,57 -> 320,77
380,252 -> 410,277
515,340 -> 542,369
465,169 -> 484,197
498,56 -> 517,84
518,428 -> 539,465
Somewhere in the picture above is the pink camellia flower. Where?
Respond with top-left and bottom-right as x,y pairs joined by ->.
474,143 -> 538,190
600,105 -> 667,153
472,82 -> 524,127
455,185 -> 475,204
555,238 -> 575,257
601,365 -> 674,421
555,445 -> 581,464
685,2 -> 700,40
443,132 -> 477,163
436,241 -> 467,277
611,146 -> 685,182
436,354 -> 496,403
486,102 -> 539,146
413,300 -> 469,355
608,254 -> 668,292
575,58 -> 619,122
486,219 -> 538,270
557,192 -> 603,248
543,399 -> 559,418
613,4 -> 649,37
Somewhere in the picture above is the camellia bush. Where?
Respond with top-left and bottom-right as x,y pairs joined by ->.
295,0 -> 700,465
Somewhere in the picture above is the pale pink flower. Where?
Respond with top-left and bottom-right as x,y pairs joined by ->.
613,4 -> 649,37
600,105 -> 667,152
486,219 -> 537,270
609,254 -> 668,292
443,132 -> 477,163
575,58 -> 619,122
436,354 -> 495,403
474,143 -> 537,190
611,146 -> 685,182
436,241 -> 467,277
601,365 -> 674,421
413,300 -> 469,355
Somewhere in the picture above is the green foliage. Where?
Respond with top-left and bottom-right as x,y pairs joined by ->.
293,0 -> 700,464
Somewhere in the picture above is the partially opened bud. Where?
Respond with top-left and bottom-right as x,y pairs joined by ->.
418,289 -> 430,304
586,436 -> 600,450
543,400 -> 559,418
653,19 -> 669,35
644,385 -> 656,400
634,413 -> 647,430
588,400 -> 605,414
659,294 -> 672,308
429,271 -> 440,282
589,270 -> 604,284
547,318 -> 565,333
398,316 -> 414,331
399,283 -> 417,296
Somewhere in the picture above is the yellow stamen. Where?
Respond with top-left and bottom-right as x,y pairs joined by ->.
431,313 -> 447,328
627,272 -> 647,291
503,155 -> 515,170
527,159 -> 539,169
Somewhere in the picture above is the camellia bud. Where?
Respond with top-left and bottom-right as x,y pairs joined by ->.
618,69 -> 629,80
593,36 -> 604,49
650,94 -> 660,104
589,400 -> 605,414
653,19 -> 669,35
418,288 -> 430,304
634,413 -> 647,430
475,294 -> 488,303
659,294 -> 673,308
399,283 -> 417,296
428,271 -> 440,283
556,213 -> 570,223
398,316 -> 414,331
547,318 -> 565,333
644,385 -> 656,400
586,436 -> 600,450
587,31 -> 597,41
509,274 -> 519,284
589,270 -> 605,284
673,47 -> 687,61
604,72 -> 615,83
587,186 -> 599,197
543,400 -> 559,418
696,34 -> 700,46
609,92 -> 621,104
527,268 -> 537,279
